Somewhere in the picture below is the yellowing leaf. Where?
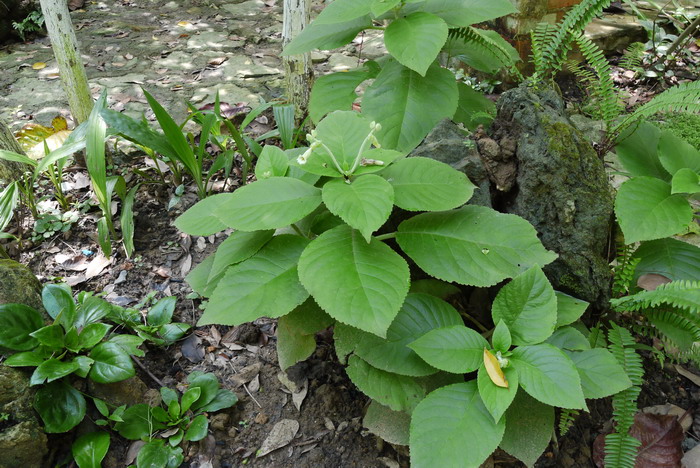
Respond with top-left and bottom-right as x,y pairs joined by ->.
32,62 -> 47,70
51,116 -> 68,132
483,348 -> 508,388
177,21 -> 191,26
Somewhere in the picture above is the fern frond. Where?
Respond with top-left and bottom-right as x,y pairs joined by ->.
558,409 -> 579,436
570,31 -> 621,125
611,245 -> 639,297
619,42 -> 645,73
531,0 -> 613,80
605,323 -> 643,468
610,280 -> 700,313
531,23 -> 557,74
448,27 -> 523,80
614,80 -> 700,134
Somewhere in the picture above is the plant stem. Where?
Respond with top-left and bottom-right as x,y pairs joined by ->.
223,120 -> 251,185
374,232 -> 396,241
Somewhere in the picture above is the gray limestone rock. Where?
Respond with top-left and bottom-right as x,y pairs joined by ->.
410,119 -> 492,208
488,84 -> 613,310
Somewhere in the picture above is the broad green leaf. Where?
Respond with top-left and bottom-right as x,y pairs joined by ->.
615,122 -> 669,180
414,0 -> 517,27
31,324 -> 65,349
255,146 -> 289,179
384,13 -> 448,76
453,82 -> 496,130
215,178 -> 322,231
492,320 -> 512,352
615,177 -> 693,243
137,440 -> 170,467
295,111 -> 384,177
174,193 -> 235,236
72,432 -> 110,468
184,414 -> 209,441
86,93 -> 109,213
333,293 -> 462,376
78,323 -> 112,349
200,235 -> 309,326
4,351 -> 45,367
97,217 -> 111,258
108,334 -> 145,358
322,174 -> 394,241
181,387 -> 201,413
408,279 -> 460,299
491,266 -> 557,346
298,225 -> 409,337
31,358 -> 80,385
314,0 -> 373,24
671,168 -> 700,194
408,325 -> 488,373
161,387 -> 178,407
510,344 -> 586,409
567,348 -> 633,399
555,291 -> 589,327
143,89 -> 200,182
88,342 -> 135,383
371,0 -> 401,16
364,400 -> 410,446
397,206 -> 557,287
121,184 -> 137,259
147,296 -> 177,327
115,404 -> 164,439
410,382 -> 505,468
277,299 -> 334,371
100,109 -> 178,163
196,389 -> 238,413
0,182 -> 19,233
346,355 -> 424,412
443,28 -> 519,74
281,16 -> 371,56
499,390 -> 555,468
633,238 -> 700,282
187,372 -> 220,410
159,323 -> 190,345
363,59 -> 457,152
0,303 -> 43,351
477,364 -> 518,423
75,296 -> 113,329
34,381 -> 86,433
0,149 -> 37,166
186,253 -> 217,297
545,326 -> 590,351
658,130 -> 700,175
309,69 -> 373,123
73,356 -> 95,378
42,283 -> 75,326
381,157 -> 474,211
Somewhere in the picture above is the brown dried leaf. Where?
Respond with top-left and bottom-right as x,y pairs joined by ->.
68,0 -> 85,10
631,413 -> 684,468
637,274 -> 672,291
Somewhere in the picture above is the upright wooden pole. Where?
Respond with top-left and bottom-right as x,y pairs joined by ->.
39,0 -> 93,124
283,0 -> 313,120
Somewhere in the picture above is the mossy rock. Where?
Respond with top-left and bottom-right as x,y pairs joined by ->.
655,112 -> 700,151
0,260 -> 44,313
0,261 -> 49,467
0,367 -> 48,467
488,84 -> 613,311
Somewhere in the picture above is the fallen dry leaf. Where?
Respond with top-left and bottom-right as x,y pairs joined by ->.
593,412 -> 684,467
637,274 -> 672,291
231,362 -> 262,387
32,62 -> 47,70
85,254 -> 111,280
675,364 -> 700,387
257,419 -> 299,457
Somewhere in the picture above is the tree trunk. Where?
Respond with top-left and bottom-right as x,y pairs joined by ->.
283,0 -> 313,121
39,0 -> 92,125
0,118 -> 29,186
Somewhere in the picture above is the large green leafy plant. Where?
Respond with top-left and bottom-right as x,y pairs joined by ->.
0,283 -> 144,433
282,0 -> 519,152
176,110 -> 631,466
